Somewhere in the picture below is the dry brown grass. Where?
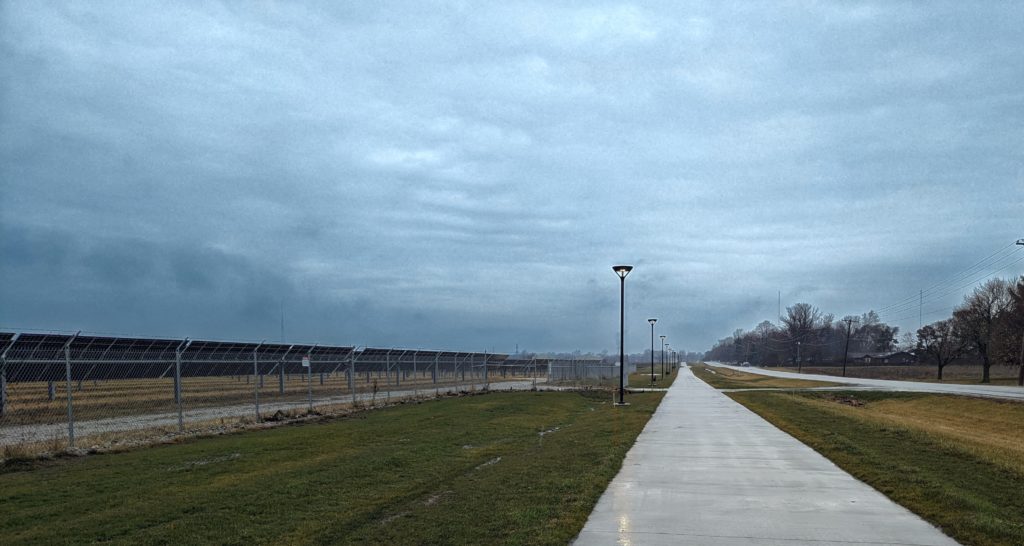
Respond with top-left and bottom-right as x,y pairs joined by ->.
801,393 -> 1024,476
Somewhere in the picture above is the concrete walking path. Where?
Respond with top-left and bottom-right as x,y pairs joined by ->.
715,363 -> 1024,401
573,367 -> 958,545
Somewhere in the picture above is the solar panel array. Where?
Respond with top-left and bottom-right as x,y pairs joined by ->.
0,333 -> 520,382
0,331 -> 530,452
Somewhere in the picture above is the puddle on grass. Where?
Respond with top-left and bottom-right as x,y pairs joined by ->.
167,452 -> 241,472
474,457 -> 501,471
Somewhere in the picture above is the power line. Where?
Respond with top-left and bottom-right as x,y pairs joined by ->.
877,241 -> 1022,315
880,253 -> 1024,323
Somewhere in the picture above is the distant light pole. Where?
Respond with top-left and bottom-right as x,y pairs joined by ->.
665,343 -> 671,372
796,341 -> 801,373
660,335 -> 666,378
648,318 -> 657,384
613,265 -> 633,405
841,317 -> 860,377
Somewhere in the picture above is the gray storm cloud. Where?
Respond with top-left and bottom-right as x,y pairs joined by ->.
1,1 -> 1022,353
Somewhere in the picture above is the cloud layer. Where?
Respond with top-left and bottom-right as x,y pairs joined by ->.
2,1 -> 1022,353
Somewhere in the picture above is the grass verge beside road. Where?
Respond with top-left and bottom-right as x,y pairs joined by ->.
0,390 -> 663,545
691,363 -> 838,390
728,390 -> 1024,546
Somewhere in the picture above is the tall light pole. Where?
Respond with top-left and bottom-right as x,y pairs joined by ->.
648,318 -> 657,384
613,265 -> 633,405
665,343 -> 671,372
660,335 -> 666,378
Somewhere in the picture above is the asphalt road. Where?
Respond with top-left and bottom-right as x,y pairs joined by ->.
709,362 -> 1024,401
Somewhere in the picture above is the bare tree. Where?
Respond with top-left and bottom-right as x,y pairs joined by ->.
953,278 -> 1011,383
917,320 -> 968,380
782,303 -> 822,364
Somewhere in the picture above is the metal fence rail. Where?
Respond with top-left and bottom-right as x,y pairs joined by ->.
0,332 -> 543,453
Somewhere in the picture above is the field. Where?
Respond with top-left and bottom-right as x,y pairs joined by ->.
0,389 -> 663,545
690,363 -> 838,389
727,390 -> 1024,546
770,364 -> 1020,385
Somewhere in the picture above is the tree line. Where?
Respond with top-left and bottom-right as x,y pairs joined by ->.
704,276 -> 1024,385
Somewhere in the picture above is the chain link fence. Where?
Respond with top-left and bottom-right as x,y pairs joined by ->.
0,332 -> 543,456
545,357 -> 620,388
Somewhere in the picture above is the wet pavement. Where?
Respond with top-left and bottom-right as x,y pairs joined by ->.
573,367 -> 958,545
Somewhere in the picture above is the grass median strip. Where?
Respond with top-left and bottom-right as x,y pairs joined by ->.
690,363 -> 838,389
727,390 -> 1024,546
0,389 -> 663,545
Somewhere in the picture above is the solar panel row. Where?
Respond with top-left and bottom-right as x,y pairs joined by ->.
0,332 -> 507,383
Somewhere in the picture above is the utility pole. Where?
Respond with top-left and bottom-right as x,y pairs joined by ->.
1017,332 -> 1023,387
842,317 -> 860,378
1016,239 -> 1024,386
919,290 -> 923,330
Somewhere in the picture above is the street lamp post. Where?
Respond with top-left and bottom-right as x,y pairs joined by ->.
648,318 -> 657,385
665,343 -> 671,372
660,335 -> 666,378
613,265 -> 633,405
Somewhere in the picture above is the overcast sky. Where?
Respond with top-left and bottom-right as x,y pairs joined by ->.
1,1 -> 1022,355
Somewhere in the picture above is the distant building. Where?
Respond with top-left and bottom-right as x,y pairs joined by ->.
852,351 -> 917,365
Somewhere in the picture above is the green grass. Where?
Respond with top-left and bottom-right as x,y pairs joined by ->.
0,390 -> 663,545
690,363 -> 838,390
728,390 -> 1024,546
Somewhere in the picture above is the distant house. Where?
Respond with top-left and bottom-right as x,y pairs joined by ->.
850,352 -> 883,364
878,351 -> 917,365
852,351 -> 917,365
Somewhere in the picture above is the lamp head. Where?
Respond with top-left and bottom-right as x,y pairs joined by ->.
612,265 -> 633,279
648,318 -> 657,325
660,335 -> 666,341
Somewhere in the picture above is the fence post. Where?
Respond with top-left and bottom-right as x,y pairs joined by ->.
279,356 -> 285,395
385,350 -> 392,402
348,351 -> 357,406
0,334 -> 15,418
63,332 -> 79,448
412,352 -> 418,397
483,353 -> 489,390
0,356 -> 6,418
306,356 -> 313,412
174,339 -> 188,433
253,343 -> 263,422
434,354 -> 440,396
